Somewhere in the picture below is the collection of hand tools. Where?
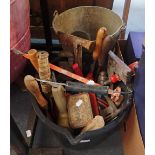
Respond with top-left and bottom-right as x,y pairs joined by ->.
13,26 -> 134,134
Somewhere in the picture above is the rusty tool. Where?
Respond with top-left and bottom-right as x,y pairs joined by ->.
35,79 -> 132,95
101,96 -> 117,122
24,75 -> 48,110
57,31 -> 95,52
102,96 -> 127,122
12,49 -> 39,72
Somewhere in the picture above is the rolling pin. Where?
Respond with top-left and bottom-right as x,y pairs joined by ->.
24,75 -> 48,110
52,85 -> 69,128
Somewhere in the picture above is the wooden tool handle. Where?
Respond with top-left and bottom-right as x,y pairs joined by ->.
52,85 -> 69,127
24,75 -> 48,109
23,49 -> 39,72
57,31 -> 95,51
98,35 -> 114,69
52,86 -> 67,113
37,51 -> 51,94
93,27 -> 107,61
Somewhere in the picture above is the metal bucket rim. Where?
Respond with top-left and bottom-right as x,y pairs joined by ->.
52,6 -> 124,39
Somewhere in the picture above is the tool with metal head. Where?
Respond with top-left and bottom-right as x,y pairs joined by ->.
101,96 -> 117,122
35,79 -> 132,95
102,96 -> 128,122
57,31 -> 95,52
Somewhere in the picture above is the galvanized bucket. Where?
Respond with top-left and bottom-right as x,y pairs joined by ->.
52,6 -> 124,44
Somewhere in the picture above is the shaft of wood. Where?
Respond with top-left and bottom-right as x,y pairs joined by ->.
52,85 -> 69,127
37,51 -> 51,94
98,35 -> 114,70
24,75 -> 48,109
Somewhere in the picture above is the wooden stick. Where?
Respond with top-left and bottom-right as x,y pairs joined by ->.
24,75 -> 48,109
37,51 -> 51,94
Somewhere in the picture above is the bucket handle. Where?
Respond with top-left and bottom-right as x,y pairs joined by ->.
53,10 -> 59,17
52,10 -> 59,33
120,23 -> 126,32
111,23 -> 126,40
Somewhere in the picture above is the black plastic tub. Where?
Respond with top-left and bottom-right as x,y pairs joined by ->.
31,82 -> 133,148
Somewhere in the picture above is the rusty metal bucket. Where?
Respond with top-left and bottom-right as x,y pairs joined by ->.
52,6 -> 124,45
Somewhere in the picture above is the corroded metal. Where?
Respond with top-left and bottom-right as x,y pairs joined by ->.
57,31 -> 95,52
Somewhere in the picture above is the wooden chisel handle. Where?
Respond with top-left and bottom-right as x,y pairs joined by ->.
24,75 -> 48,109
52,85 -> 69,127
93,27 -> 107,61
98,35 -> 114,70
